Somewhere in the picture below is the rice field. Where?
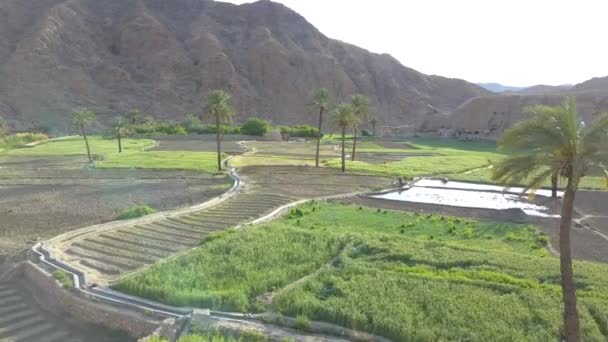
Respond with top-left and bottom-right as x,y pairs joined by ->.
114,202 -> 608,341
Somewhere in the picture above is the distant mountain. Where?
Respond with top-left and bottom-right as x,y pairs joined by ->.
0,0 -> 489,133
477,83 -> 524,93
572,76 -> 608,92
513,84 -> 572,95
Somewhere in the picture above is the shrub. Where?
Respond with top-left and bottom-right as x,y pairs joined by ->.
52,270 -> 74,289
1,132 -> 49,147
129,121 -> 187,136
294,315 -> 311,331
240,118 -> 269,136
117,205 -> 156,220
361,129 -> 372,137
280,125 -> 320,138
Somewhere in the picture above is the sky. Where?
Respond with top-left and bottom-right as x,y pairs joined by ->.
222,0 -> 608,87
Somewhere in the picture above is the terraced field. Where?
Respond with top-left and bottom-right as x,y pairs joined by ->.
0,281 -> 131,342
51,190 -> 297,284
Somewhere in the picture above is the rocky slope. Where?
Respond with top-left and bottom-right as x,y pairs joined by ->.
0,0 -> 489,133
437,77 -> 608,137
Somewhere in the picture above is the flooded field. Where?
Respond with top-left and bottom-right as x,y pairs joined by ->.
373,180 -> 559,217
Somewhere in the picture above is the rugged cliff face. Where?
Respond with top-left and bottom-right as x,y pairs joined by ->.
438,91 -> 608,137
0,0 -> 489,133
436,75 -> 608,138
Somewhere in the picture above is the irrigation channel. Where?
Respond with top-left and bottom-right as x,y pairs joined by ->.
3,141 -> 607,341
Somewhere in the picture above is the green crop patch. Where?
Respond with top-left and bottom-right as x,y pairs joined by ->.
115,202 -> 608,341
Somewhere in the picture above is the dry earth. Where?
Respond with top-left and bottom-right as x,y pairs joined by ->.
0,155 -> 231,258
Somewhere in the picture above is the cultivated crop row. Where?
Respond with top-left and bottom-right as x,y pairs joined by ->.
62,192 -> 296,279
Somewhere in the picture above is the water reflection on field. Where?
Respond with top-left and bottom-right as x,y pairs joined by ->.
373,180 -> 559,217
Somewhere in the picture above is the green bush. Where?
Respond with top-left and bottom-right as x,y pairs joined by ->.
117,205 -> 156,220
52,270 -> 74,289
294,315 -> 311,331
240,118 -> 269,136
280,125 -> 320,138
1,132 -> 49,148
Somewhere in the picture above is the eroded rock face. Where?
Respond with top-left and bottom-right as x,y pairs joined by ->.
440,92 -> 608,138
0,0 -> 489,132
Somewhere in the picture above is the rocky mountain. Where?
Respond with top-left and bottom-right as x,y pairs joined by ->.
436,77 -> 608,137
0,0 -> 489,133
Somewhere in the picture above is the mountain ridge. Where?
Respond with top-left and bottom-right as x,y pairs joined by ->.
0,0 -> 490,133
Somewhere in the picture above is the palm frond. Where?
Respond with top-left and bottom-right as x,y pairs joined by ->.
492,153 -> 550,188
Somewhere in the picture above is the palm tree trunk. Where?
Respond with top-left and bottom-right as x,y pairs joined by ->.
341,126 -> 346,173
559,177 -> 581,342
117,132 -> 122,153
551,171 -> 558,198
216,116 -> 222,172
81,123 -> 92,162
315,107 -> 324,167
351,128 -> 358,161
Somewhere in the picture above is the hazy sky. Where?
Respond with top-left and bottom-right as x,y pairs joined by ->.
222,0 -> 608,87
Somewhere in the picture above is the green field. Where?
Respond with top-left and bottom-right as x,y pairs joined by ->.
234,137 -> 605,189
116,202 -> 608,341
6,136 -> 223,172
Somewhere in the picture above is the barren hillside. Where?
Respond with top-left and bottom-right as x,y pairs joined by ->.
0,0 -> 489,133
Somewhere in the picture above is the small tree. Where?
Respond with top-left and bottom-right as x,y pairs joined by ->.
492,97 -> 608,342
240,118 -> 269,136
111,116 -> 128,153
350,94 -> 372,161
331,103 -> 357,172
309,88 -> 331,167
204,90 -> 235,171
71,108 -> 96,162
125,108 -> 146,125
370,118 -> 378,137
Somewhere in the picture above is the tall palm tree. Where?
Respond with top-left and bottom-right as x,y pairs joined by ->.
71,108 -> 96,162
331,103 -> 357,172
492,97 -> 608,342
369,118 -> 378,137
204,90 -> 235,171
309,88 -> 330,167
350,94 -> 371,161
111,116 -> 128,153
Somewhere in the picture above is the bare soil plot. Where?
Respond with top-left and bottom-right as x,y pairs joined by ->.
240,165 -> 392,198
0,156 -> 231,257
575,190 -> 608,216
0,279 -> 133,342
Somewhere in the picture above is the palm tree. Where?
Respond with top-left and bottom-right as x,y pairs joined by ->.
111,116 -> 128,153
492,97 -> 608,342
204,90 -> 235,171
331,103 -> 357,172
350,94 -> 371,161
309,88 -> 330,167
71,108 -> 96,162
370,118 -> 378,137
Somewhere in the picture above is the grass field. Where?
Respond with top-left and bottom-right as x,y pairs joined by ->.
115,202 -> 608,341
233,137 -> 605,189
6,136 -> 223,172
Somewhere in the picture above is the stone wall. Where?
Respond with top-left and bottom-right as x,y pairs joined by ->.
19,261 -> 160,338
